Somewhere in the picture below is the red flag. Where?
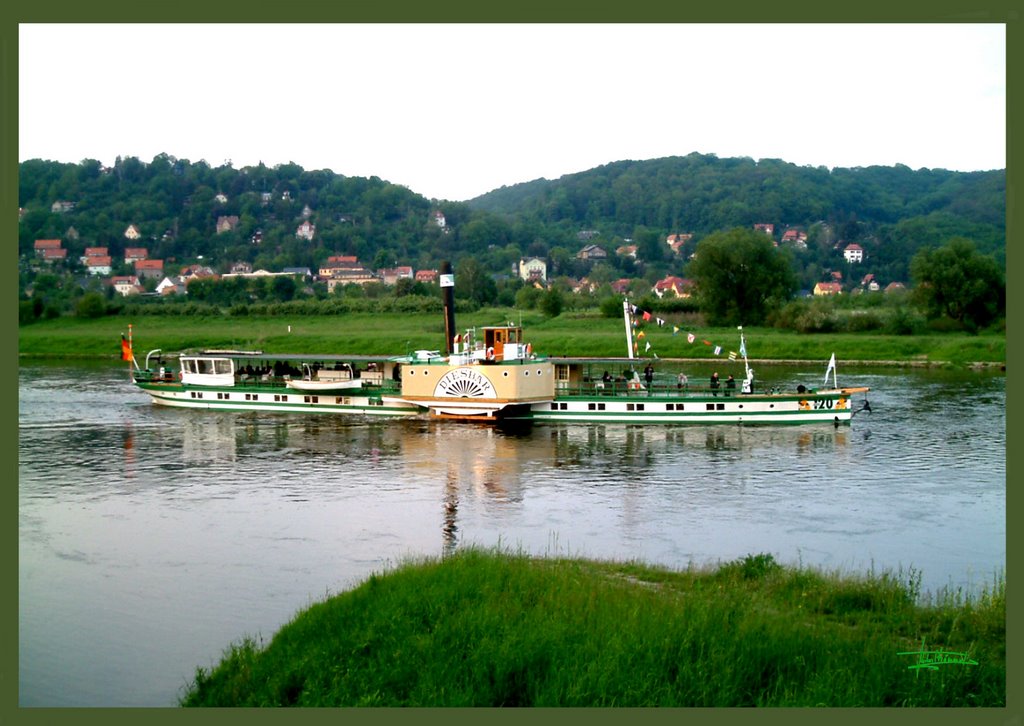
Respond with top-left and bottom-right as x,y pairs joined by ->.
642,311 -> 651,321
121,335 -> 133,361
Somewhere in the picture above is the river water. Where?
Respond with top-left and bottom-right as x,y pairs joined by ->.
18,361 -> 1005,706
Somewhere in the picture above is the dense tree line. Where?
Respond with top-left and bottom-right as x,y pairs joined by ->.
18,153 -> 1005,331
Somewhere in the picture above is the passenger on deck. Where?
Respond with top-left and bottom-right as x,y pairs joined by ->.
677,372 -> 688,390
710,372 -> 720,396
726,375 -> 736,395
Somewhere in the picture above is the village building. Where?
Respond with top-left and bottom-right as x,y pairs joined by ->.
318,255 -> 362,278
518,257 -> 548,283
41,247 -> 68,263
110,275 -> 144,296
652,276 -> 693,299
576,244 -> 607,261
124,248 -> 148,264
216,216 -> 240,234
33,239 -> 62,257
134,259 -> 164,279
813,281 -> 843,296
80,247 -> 108,263
85,256 -> 113,275
326,268 -> 379,293
379,266 -> 414,285
666,233 -> 693,254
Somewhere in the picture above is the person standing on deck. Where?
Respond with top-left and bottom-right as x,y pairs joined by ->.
710,371 -> 720,396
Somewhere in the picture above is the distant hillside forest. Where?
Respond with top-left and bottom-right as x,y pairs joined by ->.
19,152 -> 1005,298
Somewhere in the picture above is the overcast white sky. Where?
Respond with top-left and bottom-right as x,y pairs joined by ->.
19,23 -> 1005,202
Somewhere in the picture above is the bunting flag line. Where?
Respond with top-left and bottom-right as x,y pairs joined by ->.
624,299 -> 747,362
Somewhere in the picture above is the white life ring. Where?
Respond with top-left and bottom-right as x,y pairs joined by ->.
487,347 -> 495,361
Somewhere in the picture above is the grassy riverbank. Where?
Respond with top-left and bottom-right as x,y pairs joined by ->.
180,549 -> 1004,707
18,311 -> 1006,365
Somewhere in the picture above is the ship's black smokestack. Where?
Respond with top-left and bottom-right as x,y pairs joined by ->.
440,261 -> 456,356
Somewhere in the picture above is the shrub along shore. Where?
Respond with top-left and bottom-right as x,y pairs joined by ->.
18,311 -> 1006,366
181,549 -> 1005,707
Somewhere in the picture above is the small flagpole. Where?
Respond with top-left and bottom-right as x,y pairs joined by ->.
623,300 -> 634,360
738,326 -> 750,381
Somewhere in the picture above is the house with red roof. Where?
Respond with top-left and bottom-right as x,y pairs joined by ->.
41,247 -> 67,263
85,256 -> 113,275
33,239 -> 62,256
379,266 -> 414,285
124,248 -> 148,264
134,259 -> 164,279
110,275 -> 144,296
652,276 -> 693,299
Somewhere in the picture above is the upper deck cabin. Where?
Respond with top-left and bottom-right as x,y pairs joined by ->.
446,325 -> 533,365
137,349 -> 402,388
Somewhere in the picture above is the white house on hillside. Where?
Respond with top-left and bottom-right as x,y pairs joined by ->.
843,243 -> 864,263
518,257 -> 547,283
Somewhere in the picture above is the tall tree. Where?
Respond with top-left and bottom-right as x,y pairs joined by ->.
910,237 -> 1004,330
689,227 -> 797,326
454,257 -> 497,306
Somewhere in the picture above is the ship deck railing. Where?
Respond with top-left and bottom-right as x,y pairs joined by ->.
558,381 -> 790,398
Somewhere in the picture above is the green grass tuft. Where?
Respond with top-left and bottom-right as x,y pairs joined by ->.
180,549 -> 1005,707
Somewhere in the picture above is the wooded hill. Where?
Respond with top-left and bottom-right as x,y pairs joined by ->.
19,152 -> 1005,292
